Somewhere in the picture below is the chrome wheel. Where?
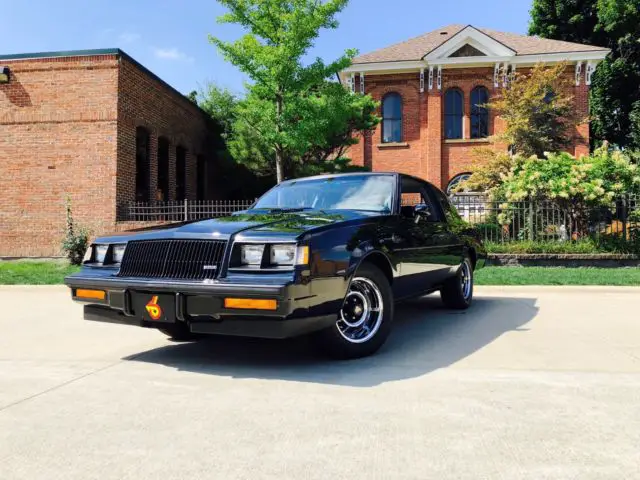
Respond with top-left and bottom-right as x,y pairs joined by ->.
461,260 -> 472,301
337,277 -> 384,344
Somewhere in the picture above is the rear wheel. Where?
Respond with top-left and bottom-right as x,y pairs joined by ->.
158,323 -> 203,342
440,256 -> 473,309
315,263 -> 393,359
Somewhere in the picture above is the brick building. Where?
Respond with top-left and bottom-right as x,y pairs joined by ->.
342,25 -> 609,192
0,49 -> 218,257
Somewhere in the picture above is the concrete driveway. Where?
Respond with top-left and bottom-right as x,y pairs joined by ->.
0,286 -> 639,480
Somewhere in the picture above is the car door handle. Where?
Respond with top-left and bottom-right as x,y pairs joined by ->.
382,234 -> 403,244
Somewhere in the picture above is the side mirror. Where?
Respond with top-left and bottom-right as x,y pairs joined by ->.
414,203 -> 432,218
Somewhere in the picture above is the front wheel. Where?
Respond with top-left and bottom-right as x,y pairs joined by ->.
314,263 -> 394,359
440,256 -> 473,309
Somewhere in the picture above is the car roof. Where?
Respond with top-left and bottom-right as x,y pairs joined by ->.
280,172 -> 436,188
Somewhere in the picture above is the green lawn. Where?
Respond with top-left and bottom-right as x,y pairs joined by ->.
0,260 -> 80,285
475,266 -> 640,286
1,260 -> 640,287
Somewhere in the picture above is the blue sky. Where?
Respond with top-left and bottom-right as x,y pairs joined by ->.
2,0 -> 532,95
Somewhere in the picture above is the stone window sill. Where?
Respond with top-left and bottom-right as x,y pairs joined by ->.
377,142 -> 409,149
444,138 -> 491,144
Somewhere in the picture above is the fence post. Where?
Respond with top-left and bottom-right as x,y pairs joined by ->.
622,195 -> 628,241
184,199 -> 188,221
528,201 -> 535,241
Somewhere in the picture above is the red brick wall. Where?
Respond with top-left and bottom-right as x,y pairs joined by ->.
0,55 -> 119,256
0,52 -> 217,257
116,57 -> 213,207
350,65 -> 592,191
356,73 -> 423,178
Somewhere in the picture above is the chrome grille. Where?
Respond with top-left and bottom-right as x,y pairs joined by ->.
117,239 -> 226,280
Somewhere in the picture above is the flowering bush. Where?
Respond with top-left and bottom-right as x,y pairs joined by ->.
495,144 -> 640,236
501,145 -> 640,204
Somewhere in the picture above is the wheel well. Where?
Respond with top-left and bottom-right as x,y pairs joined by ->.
361,252 -> 394,285
467,247 -> 477,270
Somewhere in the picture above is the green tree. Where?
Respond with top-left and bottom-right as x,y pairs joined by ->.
197,83 -> 240,139
186,90 -> 199,104
488,63 -> 579,157
529,0 -> 605,45
209,0 -> 379,183
529,0 -> 640,149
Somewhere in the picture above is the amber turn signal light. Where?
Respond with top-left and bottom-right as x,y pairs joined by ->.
297,245 -> 309,265
75,289 -> 106,300
224,298 -> 277,310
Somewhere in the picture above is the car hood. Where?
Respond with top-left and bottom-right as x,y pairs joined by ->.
96,210 -> 381,243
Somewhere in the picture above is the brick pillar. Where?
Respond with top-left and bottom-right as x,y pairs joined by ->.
419,90 -> 428,181
168,142 -> 177,201
349,133 -> 365,167
364,131 -> 373,170
574,83 -> 590,157
426,90 -> 443,188
148,132 -> 158,202
187,150 -> 197,200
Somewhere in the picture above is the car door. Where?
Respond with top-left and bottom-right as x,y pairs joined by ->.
388,176 -> 450,298
425,183 -> 465,269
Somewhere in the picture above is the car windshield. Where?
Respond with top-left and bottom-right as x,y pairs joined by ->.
253,175 -> 395,213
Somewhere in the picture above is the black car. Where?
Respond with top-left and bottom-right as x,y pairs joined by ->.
65,173 -> 486,359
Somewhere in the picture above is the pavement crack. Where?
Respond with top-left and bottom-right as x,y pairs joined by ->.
0,360 -> 122,413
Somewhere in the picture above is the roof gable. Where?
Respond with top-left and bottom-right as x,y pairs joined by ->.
425,26 -> 515,60
352,24 -> 609,65
449,44 -> 486,58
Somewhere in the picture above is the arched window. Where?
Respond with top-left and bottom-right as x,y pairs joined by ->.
446,172 -> 472,195
135,127 -> 150,201
470,86 -> 489,139
381,93 -> 402,143
444,89 -> 463,139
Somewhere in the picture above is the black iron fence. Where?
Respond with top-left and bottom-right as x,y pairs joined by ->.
118,195 -> 640,247
450,193 -> 640,244
118,199 -> 255,222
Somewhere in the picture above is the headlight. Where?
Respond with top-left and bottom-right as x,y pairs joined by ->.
112,244 -> 126,263
95,244 -> 108,264
270,244 -> 296,265
240,244 -> 265,265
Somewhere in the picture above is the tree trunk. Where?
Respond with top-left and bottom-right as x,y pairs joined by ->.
275,147 -> 284,184
275,91 -> 284,183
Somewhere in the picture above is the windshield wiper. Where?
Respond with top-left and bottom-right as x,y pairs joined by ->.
260,207 -> 314,213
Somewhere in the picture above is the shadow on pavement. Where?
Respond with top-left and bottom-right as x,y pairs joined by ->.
123,294 -> 538,387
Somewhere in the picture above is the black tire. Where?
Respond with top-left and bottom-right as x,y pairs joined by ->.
440,256 -> 473,309
314,263 -> 394,359
158,323 -> 203,342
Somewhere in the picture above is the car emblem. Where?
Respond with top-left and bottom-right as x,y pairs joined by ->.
202,265 -> 218,270
145,296 -> 162,320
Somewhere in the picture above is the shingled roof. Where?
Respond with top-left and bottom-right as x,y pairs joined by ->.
353,25 -> 609,64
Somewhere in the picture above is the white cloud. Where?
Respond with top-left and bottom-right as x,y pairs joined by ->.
118,32 -> 141,44
153,47 -> 194,62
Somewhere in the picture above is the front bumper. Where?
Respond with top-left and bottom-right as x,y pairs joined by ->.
65,269 -> 346,339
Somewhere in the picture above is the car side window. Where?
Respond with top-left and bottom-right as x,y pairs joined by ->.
428,185 -> 462,224
399,177 -> 440,222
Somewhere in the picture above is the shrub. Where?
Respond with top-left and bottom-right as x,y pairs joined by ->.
485,238 -> 638,254
61,197 -> 91,265
497,145 -> 640,237
475,223 -> 503,241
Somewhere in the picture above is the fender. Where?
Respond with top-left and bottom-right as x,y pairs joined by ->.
346,245 -> 396,286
